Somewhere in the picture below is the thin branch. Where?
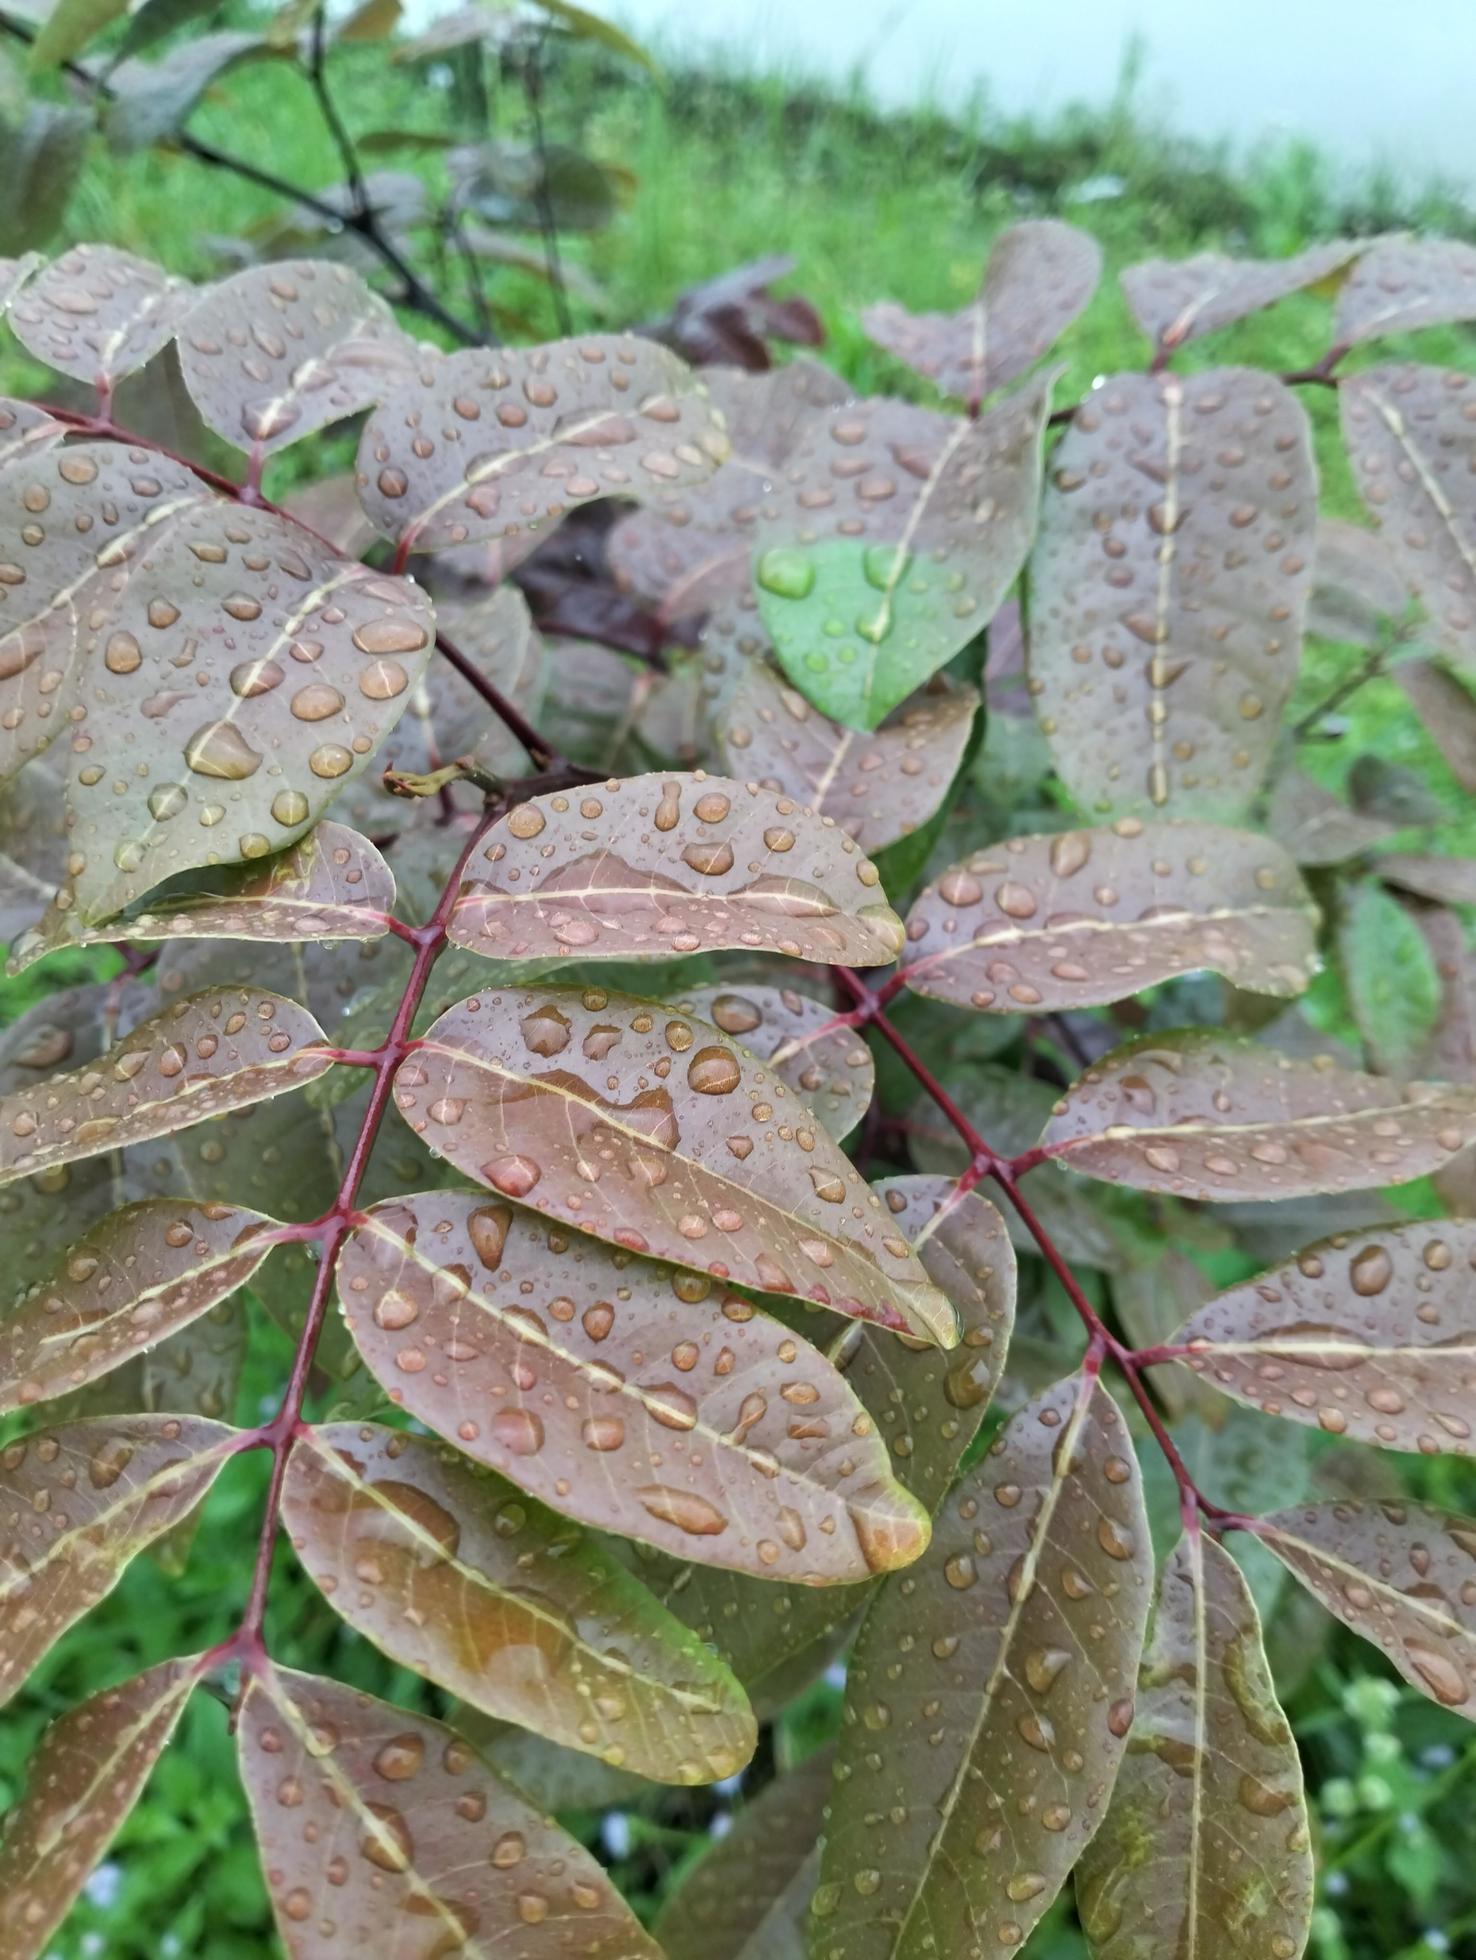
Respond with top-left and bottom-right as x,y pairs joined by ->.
306,3 -> 369,222
520,37 -> 573,337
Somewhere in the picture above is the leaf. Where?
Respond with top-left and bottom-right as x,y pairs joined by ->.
1039,1029 -> 1476,1201
811,1370 -> 1152,1960
863,220 -> 1101,403
1333,236 -> 1476,346
1076,1530 -> 1314,1960
0,1197 -> 273,1415
675,981 -> 875,1141
755,373 -> 1053,729
654,1746 -> 834,1960
1339,879 -> 1443,1072
0,985 -> 334,1188
8,244 -> 194,395
355,334 -> 729,555
1310,515 -> 1409,647
338,1191 -> 931,1579
1396,658 -> 1476,793
0,252 -> 39,311
1342,364 -> 1476,672
106,32 -> 286,154
715,659 -> 978,857
115,0 -> 229,62
0,1414 -> 235,1704
1030,369 -> 1317,819
1123,240 -> 1359,352
532,0 -> 659,70
1376,853 -> 1476,907
0,439 -> 434,922
0,98 -> 91,256
1260,1500 -> 1476,1714
177,259 -> 419,460
335,0 -> 399,40
0,397 -> 68,467
281,1422 -> 755,1782
1266,768 -> 1395,867
1168,1219 -> 1476,1454
445,770 -> 905,967
901,819 -> 1317,1013
0,1655 -> 199,1959
29,0 -> 128,68
395,986 -> 954,1341
238,1664 -> 663,1957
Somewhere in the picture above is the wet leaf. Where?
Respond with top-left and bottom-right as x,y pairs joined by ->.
0,986 -> 334,1188
1031,370 -> 1317,819
0,1655 -> 199,1959
755,375 -> 1053,728
1039,1029 -> 1476,1200
675,981 -> 875,1141
1123,241 -> 1358,352
1260,1499 -> 1476,1715
1077,1530 -> 1313,1960
0,253 -> 39,310
863,220 -> 1101,403
0,1415 -> 235,1704
0,1198 -> 274,1416
1310,515 -> 1409,647
812,1371 -> 1152,1960
1169,1219 -> 1476,1454
339,1191 -> 931,1580
1266,769 -> 1395,867
8,244 -> 193,395
715,659 -> 978,856
281,1422 -> 755,1782
1338,879 -> 1442,1073
1333,237 -> 1476,346
396,986 -> 954,1340
0,397 -> 69,465
355,333 -> 729,555
446,770 -> 904,967
654,1745 -> 834,1960
239,1664 -> 663,1957
106,32 -> 286,154
901,819 -> 1317,1012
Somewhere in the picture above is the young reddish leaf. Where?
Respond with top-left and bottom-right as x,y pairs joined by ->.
715,659 -> 979,856
239,1665 -> 663,1955
1378,853 -> 1476,906
0,1654 -> 200,1960
0,1415 -> 236,1704
1342,365 -> 1476,671
0,986 -> 334,1188
1266,768 -> 1395,867
106,32 -> 288,154
812,1371 -> 1152,1960
396,986 -> 954,1341
1260,1501 -> 1476,1714
1039,1030 -> 1476,1200
281,1423 -> 755,1782
755,375 -> 1054,728
1169,1220 -> 1476,1453
1031,370 -> 1316,819
0,1198 -> 274,1416
355,334 -> 729,554
446,771 -> 906,967
1338,879 -> 1442,1073
1333,237 -> 1476,346
863,220 -> 1101,403
10,822 -> 397,971
338,1191 -> 932,1580
654,1745 -> 834,1960
1310,515 -> 1410,647
676,982 -> 875,1140
1122,241 -> 1358,352
8,244 -> 193,394
1077,1530 -> 1314,1960
900,820 -> 1317,1013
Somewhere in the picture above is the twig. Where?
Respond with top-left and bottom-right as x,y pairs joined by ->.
306,4 -> 369,222
520,36 -> 573,337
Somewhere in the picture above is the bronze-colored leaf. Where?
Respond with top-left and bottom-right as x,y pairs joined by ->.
0,397 -> 69,465
0,1198 -> 274,1416
1040,1030 -> 1476,1200
106,31 -> 285,154
394,987 -> 954,1340
1030,370 -> 1317,818
0,1655 -> 199,1960
1310,515 -> 1409,647
1266,768 -> 1395,867
812,1371 -> 1152,1960
654,1745 -> 834,1960
1378,852 -> 1476,909
0,986 -> 333,1189
0,1415 -> 235,1704
238,1664 -> 663,1956
677,981 -> 875,1141
1261,1499 -> 1476,1714
1169,1220 -> 1476,1453
355,333 -> 729,554
281,1422 -> 755,1782
901,820 -> 1317,1012
715,659 -> 979,856
1341,365 -> 1476,672
1077,1530 -> 1314,1960
863,220 -> 1101,403
1333,237 -> 1476,346
338,1192 -> 931,1580
1396,658 -> 1476,793
9,243 -> 193,394
1123,241 -> 1358,352
446,770 -> 905,967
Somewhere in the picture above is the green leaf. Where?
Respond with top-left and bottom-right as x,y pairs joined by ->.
1338,878 -> 1442,1074
531,0 -> 659,71
30,0 -> 128,70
